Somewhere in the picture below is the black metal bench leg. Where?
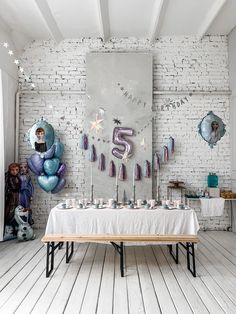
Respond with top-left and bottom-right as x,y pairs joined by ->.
66,241 -> 74,263
186,242 -> 190,270
120,242 -> 124,277
168,243 -> 179,264
186,242 -> 196,277
46,241 -> 55,278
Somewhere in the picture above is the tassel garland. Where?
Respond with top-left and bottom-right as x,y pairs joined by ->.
109,160 -> 116,177
88,144 -> 97,162
168,136 -> 175,155
153,153 -> 160,173
118,163 -> 126,181
134,163 -> 142,181
161,146 -> 169,162
80,133 -> 88,150
143,160 -> 151,178
98,153 -> 106,171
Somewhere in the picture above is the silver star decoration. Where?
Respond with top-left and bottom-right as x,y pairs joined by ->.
31,83 -> 35,88
19,67 -> 24,73
8,50 -> 13,56
122,151 -> 132,163
90,114 -> 104,133
14,59 -> 19,65
3,42 -> 8,48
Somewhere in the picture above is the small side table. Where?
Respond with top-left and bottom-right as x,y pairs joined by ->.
167,186 -> 186,202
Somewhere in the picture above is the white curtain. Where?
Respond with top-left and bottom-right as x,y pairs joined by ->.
0,70 -> 5,241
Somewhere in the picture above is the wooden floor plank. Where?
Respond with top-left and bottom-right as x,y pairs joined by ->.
152,246 -> 193,314
96,245 -> 115,314
79,244 -> 106,314
143,246 -> 177,314
126,246 -> 145,314
47,243 -> 89,314
135,246 -> 161,314
64,244 -> 98,314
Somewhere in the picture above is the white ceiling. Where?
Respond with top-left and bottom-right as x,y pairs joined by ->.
0,0 -> 236,50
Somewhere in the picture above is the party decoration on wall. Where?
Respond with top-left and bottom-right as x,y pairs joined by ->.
112,127 -> 134,160
26,118 -> 66,193
161,146 -> 169,162
168,136 -> 175,154
109,160 -> 116,177
113,118 -> 122,125
4,162 -> 34,241
86,52 -> 152,199
80,133 -> 89,150
143,160 -> 151,178
119,163 -> 127,181
140,138 -> 147,151
160,96 -> 191,111
88,144 -> 97,162
153,153 -> 161,174
14,206 -> 35,241
134,163 -> 142,181
98,153 -> 106,171
117,82 -> 147,108
1,42 -> 36,90
198,111 -> 226,148
90,114 -> 104,133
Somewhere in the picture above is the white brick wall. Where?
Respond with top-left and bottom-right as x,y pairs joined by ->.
18,36 -> 231,230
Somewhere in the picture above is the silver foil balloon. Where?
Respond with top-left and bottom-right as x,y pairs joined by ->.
112,127 -> 134,159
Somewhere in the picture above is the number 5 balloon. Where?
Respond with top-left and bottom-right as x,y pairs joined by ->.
112,127 -> 134,159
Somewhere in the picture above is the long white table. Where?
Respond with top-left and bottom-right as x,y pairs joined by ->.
45,206 -> 200,236
43,205 -> 200,278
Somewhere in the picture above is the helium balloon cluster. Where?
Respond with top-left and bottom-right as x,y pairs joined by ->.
27,119 -> 66,193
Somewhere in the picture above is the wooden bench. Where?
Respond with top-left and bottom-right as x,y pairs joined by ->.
41,234 -> 199,278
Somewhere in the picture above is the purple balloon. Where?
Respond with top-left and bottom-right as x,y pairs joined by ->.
28,153 -> 44,174
112,127 -> 134,159
44,144 -> 56,159
27,158 -> 40,175
51,177 -> 66,194
57,163 -> 66,177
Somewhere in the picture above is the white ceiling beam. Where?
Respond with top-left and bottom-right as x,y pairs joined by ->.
149,0 -> 165,43
197,0 -> 227,39
96,0 -> 110,42
34,0 -> 63,43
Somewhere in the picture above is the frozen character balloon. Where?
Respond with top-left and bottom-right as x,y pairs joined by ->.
19,162 -> 34,225
209,121 -> 221,144
35,127 -> 47,153
4,163 -> 20,231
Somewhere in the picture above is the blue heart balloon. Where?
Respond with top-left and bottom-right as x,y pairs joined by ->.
54,140 -> 64,158
38,175 -> 59,192
44,144 -> 56,159
51,178 -> 66,194
43,158 -> 60,176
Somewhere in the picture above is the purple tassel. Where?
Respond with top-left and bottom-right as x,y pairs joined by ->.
153,153 -> 160,173
88,144 -> 97,162
109,160 -> 116,177
98,153 -> 106,171
161,146 -> 169,162
144,160 -> 151,178
135,163 -> 142,181
168,136 -> 175,155
119,163 -> 126,181
80,133 -> 88,150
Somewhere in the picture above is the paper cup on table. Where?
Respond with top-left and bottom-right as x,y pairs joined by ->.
108,199 -> 114,208
150,199 -> 155,208
137,199 -> 142,208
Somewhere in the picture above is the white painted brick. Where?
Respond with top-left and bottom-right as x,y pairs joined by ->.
18,36 -> 231,230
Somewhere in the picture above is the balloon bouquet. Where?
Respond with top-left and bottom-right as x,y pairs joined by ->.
27,118 -> 66,193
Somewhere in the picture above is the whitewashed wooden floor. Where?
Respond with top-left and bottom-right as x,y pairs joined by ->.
1,231 -> 236,314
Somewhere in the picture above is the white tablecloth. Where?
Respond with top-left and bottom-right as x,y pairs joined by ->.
45,206 -> 199,236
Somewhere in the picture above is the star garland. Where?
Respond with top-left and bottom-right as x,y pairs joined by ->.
1,42 -> 36,89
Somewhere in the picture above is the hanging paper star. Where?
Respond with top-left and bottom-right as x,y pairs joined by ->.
24,75 -> 31,82
113,118 -> 121,125
19,67 -> 24,73
122,151 -> 132,163
14,59 -> 19,65
31,83 -> 35,88
90,114 -> 103,133
8,50 -> 13,56
3,42 -> 8,48
140,138 -> 147,150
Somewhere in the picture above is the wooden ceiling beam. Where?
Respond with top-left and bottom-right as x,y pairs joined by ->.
96,0 -> 110,42
197,0 -> 227,39
149,0 -> 165,43
34,0 -> 63,43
